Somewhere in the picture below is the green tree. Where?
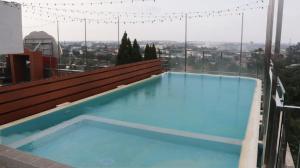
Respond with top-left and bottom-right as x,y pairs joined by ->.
144,43 -> 157,60
126,38 -> 133,63
286,42 -> 300,64
151,44 -> 157,59
132,39 -> 142,62
117,32 -> 130,65
117,32 -> 143,65
144,44 -> 151,60
274,43 -> 300,163
248,48 -> 264,74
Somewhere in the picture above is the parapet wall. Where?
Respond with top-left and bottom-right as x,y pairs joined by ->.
0,59 -> 162,125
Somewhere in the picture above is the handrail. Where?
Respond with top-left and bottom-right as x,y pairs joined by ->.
267,61 -> 300,167
277,77 -> 286,95
283,105 -> 300,111
275,77 -> 286,108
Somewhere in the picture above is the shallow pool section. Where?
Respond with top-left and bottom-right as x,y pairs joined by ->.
0,73 -> 257,168
17,117 -> 240,168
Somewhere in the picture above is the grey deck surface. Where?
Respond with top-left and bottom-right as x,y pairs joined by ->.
0,145 -> 70,168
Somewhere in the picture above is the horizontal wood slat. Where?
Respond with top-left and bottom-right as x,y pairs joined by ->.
0,59 -> 159,93
0,60 -> 162,125
0,61 -> 161,104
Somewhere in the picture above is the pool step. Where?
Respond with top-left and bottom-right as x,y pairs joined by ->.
8,115 -> 243,150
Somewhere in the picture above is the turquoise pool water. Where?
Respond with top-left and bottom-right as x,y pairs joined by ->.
18,119 -> 240,168
0,73 -> 257,168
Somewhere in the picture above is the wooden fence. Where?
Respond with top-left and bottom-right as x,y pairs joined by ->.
0,59 -> 162,125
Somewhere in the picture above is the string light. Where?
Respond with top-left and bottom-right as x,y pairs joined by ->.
22,5 -> 154,17
21,0 -> 264,18
21,3 -> 265,25
14,0 -> 156,7
20,0 -> 266,27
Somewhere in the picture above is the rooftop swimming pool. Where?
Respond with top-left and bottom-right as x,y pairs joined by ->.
0,72 -> 259,168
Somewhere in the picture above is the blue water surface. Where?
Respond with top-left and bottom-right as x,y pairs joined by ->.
0,73 -> 257,168
19,120 -> 240,168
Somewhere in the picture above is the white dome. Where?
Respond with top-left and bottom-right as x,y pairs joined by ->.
24,31 -> 60,58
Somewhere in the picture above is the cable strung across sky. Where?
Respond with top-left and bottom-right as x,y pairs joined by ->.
12,0 -> 156,6
21,0 -> 264,17
21,0 -> 266,25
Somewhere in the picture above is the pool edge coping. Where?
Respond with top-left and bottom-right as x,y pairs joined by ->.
0,72 -> 262,168
239,78 -> 261,168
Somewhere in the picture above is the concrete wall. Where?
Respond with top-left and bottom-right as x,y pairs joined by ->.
0,1 -> 23,55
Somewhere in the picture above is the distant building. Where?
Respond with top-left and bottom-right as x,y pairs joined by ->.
187,49 -> 193,57
24,31 -> 60,58
24,31 -> 61,74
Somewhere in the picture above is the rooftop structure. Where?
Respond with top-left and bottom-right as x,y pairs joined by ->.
24,31 -> 60,58
0,1 -> 23,55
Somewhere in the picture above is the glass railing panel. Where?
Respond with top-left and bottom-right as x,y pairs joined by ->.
169,51 -> 264,79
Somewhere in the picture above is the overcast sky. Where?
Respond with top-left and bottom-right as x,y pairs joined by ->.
16,0 -> 300,43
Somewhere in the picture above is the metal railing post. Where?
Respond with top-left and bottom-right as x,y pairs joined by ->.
256,55 -> 259,78
56,20 -> 60,77
84,18 -> 87,67
262,0 -> 277,165
118,16 -> 120,47
239,13 -> 244,77
220,52 -> 223,75
297,144 -> 300,168
202,51 -> 205,73
184,13 -> 187,73
274,0 -> 285,58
